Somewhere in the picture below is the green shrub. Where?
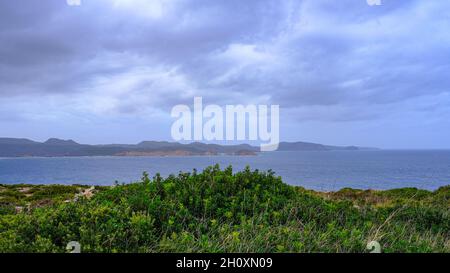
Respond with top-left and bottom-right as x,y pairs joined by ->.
0,165 -> 448,253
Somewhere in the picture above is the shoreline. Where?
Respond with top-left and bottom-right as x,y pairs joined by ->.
1,182 -> 449,207
0,166 -> 448,253
3,149 -> 450,160
0,153 -> 260,159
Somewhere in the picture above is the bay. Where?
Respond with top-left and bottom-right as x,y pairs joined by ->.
0,150 -> 449,191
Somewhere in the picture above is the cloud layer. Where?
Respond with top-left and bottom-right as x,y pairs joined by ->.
1,0 -> 449,148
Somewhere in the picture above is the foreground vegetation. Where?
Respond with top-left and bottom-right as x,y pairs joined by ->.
0,165 -> 448,253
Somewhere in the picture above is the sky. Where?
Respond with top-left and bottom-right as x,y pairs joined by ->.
0,0 -> 449,149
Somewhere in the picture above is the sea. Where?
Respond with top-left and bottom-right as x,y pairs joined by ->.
0,150 -> 449,191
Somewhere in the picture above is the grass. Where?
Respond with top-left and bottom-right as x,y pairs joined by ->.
0,165 -> 448,253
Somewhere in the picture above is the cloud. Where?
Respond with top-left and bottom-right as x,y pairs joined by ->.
0,0 -> 449,147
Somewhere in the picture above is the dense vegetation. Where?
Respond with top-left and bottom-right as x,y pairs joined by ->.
0,165 -> 448,253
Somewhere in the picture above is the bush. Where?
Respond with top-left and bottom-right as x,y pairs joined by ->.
0,165 -> 448,253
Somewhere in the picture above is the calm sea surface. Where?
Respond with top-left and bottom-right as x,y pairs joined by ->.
0,150 -> 449,191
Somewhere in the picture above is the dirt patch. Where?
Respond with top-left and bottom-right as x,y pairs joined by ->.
18,187 -> 32,193
34,199 -> 54,207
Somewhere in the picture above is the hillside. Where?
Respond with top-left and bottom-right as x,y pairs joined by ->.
0,138 -> 375,157
0,165 -> 448,253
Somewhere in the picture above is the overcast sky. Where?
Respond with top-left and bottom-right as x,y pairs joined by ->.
1,0 -> 449,149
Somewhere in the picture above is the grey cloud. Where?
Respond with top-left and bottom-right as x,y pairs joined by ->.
0,0 -> 450,142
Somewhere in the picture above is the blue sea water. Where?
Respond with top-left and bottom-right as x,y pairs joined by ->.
0,150 -> 449,191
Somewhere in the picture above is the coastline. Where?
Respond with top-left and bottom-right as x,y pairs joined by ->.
1,150 -> 450,191
0,152 -> 259,159
1,182 -> 449,208
0,166 -> 448,253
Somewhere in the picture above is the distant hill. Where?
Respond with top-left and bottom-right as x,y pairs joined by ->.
0,138 -> 376,157
0,138 -> 38,145
277,141 -> 367,151
44,138 -> 79,146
